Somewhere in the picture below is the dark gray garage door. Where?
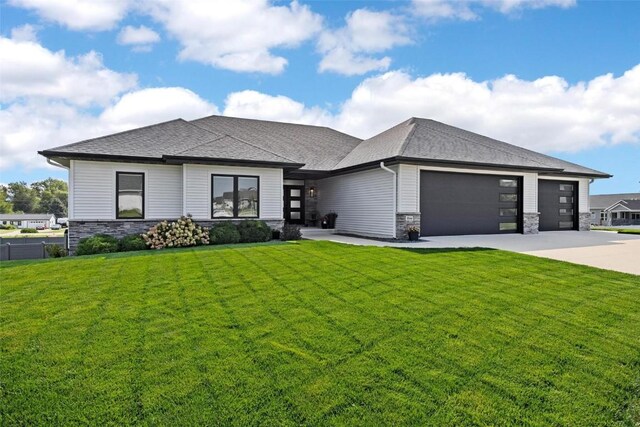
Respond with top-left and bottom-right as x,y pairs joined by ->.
420,171 -> 521,236
538,180 -> 578,231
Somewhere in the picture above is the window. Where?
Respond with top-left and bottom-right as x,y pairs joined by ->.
500,208 -> 518,217
499,222 -> 517,231
601,212 -> 607,221
212,175 -> 259,218
116,172 -> 144,219
559,184 -> 574,191
559,221 -> 573,229
559,196 -> 573,204
559,208 -> 573,215
499,179 -> 518,187
632,213 -> 640,220
500,193 -> 518,202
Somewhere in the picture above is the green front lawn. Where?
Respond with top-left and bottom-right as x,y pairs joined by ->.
1,242 -> 639,425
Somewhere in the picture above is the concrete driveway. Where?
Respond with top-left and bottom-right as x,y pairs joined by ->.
302,229 -> 640,275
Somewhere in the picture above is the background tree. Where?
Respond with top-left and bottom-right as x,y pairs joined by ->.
6,182 -> 38,213
2,179 -> 68,215
0,186 -> 13,213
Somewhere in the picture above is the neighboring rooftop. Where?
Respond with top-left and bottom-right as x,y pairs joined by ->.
603,199 -> 640,211
590,193 -> 640,209
0,213 -> 55,220
40,115 -> 610,177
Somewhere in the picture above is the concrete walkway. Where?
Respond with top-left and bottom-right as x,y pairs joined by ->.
302,228 -> 640,275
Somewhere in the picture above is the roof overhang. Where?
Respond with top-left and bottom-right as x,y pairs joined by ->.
39,151 -> 305,170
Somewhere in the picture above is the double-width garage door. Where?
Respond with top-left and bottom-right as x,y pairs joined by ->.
538,180 -> 578,231
420,171 -> 521,236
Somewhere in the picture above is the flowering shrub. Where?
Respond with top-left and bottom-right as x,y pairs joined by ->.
280,223 -> 302,241
142,216 -> 209,249
406,225 -> 420,233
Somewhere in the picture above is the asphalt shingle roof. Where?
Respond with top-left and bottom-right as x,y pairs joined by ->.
590,193 -> 640,209
190,115 -> 362,170
335,118 -> 610,177
40,115 -> 609,177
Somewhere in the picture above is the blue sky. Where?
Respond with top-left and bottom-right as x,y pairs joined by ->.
1,0 -> 638,194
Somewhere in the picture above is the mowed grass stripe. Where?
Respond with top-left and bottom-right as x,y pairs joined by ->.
1,241 -> 639,426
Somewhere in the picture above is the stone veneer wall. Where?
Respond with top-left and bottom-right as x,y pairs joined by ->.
396,213 -> 421,239
68,219 -> 284,254
523,213 -> 539,234
578,213 -> 591,231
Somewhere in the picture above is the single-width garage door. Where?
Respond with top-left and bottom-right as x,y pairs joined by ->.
420,171 -> 521,236
538,180 -> 578,231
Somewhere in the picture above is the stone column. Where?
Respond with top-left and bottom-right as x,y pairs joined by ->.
523,213 -> 539,234
396,213 -> 421,239
578,213 -> 591,231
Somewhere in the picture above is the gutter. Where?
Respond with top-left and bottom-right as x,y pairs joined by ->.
47,158 -> 68,169
379,161 -> 397,239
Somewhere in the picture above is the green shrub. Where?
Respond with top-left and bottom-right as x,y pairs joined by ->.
280,223 -> 302,241
76,234 -> 119,256
46,244 -> 67,258
237,220 -> 272,243
20,228 -> 37,234
142,215 -> 209,249
118,234 -> 148,252
209,222 -> 240,245
0,224 -> 16,230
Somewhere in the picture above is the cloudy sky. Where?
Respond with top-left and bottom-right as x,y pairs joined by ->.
1,0 -> 638,193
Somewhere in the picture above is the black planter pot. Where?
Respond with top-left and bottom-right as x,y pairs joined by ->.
408,230 -> 420,241
325,213 -> 338,229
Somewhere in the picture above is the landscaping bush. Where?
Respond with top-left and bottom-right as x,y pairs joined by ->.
46,244 -> 67,258
237,220 -> 272,243
209,222 -> 240,245
0,224 -> 16,230
280,223 -> 302,241
76,234 -> 119,256
142,215 -> 209,249
20,228 -> 37,234
118,234 -> 148,252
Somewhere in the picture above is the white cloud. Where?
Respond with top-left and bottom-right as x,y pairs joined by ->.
318,9 -> 411,75
117,25 -> 160,52
0,32 -> 137,106
333,66 -> 640,153
142,0 -> 323,74
8,0 -> 131,31
100,87 -> 218,131
223,90 -> 331,126
10,24 -> 39,42
0,30 -> 217,171
412,0 -> 575,20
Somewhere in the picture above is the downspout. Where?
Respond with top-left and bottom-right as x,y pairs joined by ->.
380,162 -> 397,238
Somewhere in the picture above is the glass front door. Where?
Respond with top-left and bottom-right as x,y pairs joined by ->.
284,185 -> 305,224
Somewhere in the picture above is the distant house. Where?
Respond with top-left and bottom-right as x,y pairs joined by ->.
0,213 -> 56,229
39,115 -> 610,252
590,193 -> 640,225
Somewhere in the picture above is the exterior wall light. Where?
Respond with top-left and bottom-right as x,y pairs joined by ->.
309,186 -> 316,198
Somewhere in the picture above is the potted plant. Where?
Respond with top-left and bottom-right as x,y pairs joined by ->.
326,212 -> 338,229
406,225 -> 420,241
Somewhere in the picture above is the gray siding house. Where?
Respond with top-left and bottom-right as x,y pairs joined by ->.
40,116 -> 610,251
590,193 -> 640,226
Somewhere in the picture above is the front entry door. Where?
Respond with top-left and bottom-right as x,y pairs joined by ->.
284,185 -> 305,224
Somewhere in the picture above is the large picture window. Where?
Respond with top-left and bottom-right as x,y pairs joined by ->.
116,172 -> 144,219
212,175 -> 259,218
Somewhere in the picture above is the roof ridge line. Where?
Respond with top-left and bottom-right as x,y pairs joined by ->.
398,119 -> 419,157
187,122 -> 299,163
